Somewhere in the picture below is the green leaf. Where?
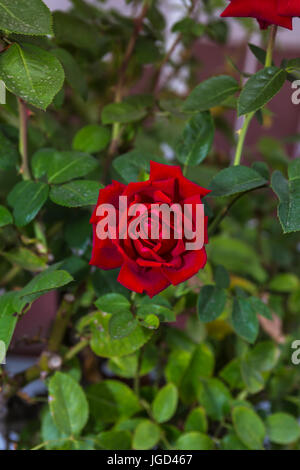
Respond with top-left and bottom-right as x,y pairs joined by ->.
72,125 -> 111,153
197,378 -> 231,421
108,311 -> 138,340
209,165 -> 267,197
41,410 -> 68,450
53,11 -> 100,53
176,111 -> 214,166
232,297 -> 259,344
0,43 -> 64,110
152,383 -> 178,423
271,162 -> 300,233
209,236 -> 267,283
0,131 -> 19,170
172,17 -> 205,37
176,432 -> 214,450
7,180 -> 49,227
180,344 -> 214,404
108,346 -> 157,379
0,292 -> 19,347
19,268 -> 73,299
32,149 -> 98,184
142,314 -> 160,330
102,102 -> 147,124
52,48 -> 87,98
240,355 -> 264,394
266,413 -> 300,445
248,297 -> 272,320
48,372 -> 89,436
221,432 -> 248,450
12,268 -> 73,314
184,407 -> 207,433
241,341 -> 279,393
113,150 -> 160,183
238,67 -> 286,116
95,293 -> 130,313
197,285 -> 227,323
220,358 -> 244,390
96,430 -> 131,450
50,180 -> 100,207
165,349 -> 192,386
269,273 -> 299,293
136,296 -> 175,322
248,44 -> 267,66
31,148 -> 55,179
90,311 -> 153,358
232,406 -> 266,450
214,265 -> 230,289
183,75 -> 239,112
86,380 -> 141,423
133,420 -> 161,450
0,0 -> 52,36
3,247 -> 47,272
0,205 -> 13,227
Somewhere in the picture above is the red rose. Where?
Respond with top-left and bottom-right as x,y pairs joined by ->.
90,161 -> 210,298
221,0 -> 293,30
278,0 -> 300,16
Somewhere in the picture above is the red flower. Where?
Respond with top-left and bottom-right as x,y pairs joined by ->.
90,161 -> 210,298
221,0 -> 293,30
278,0 -> 300,16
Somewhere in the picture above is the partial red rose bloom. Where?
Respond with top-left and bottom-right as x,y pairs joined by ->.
221,0 -> 293,30
90,161 -> 210,298
278,0 -> 300,16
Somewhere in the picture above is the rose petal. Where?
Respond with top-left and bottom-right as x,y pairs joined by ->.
118,262 -> 170,298
90,225 -> 123,269
162,249 -> 207,285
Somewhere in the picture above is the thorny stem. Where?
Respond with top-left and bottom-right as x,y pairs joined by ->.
233,24 -> 278,166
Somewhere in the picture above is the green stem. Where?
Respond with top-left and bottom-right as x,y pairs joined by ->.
48,298 -> 74,353
18,98 -> 47,251
208,184 -> 268,236
64,339 -> 89,361
233,24 -> 278,166
265,25 -> 278,68
233,112 -> 254,166
18,98 -> 30,180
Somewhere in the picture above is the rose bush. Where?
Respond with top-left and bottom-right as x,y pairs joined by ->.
0,0 -> 300,452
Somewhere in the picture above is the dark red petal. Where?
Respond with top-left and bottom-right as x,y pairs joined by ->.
278,0 -> 300,15
122,180 -> 152,201
90,180 -> 126,223
118,263 -> 170,298
149,161 -> 210,199
90,225 -> 123,269
152,178 -> 176,199
150,161 -> 183,181
221,0 -> 293,29
162,248 -> 207,285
